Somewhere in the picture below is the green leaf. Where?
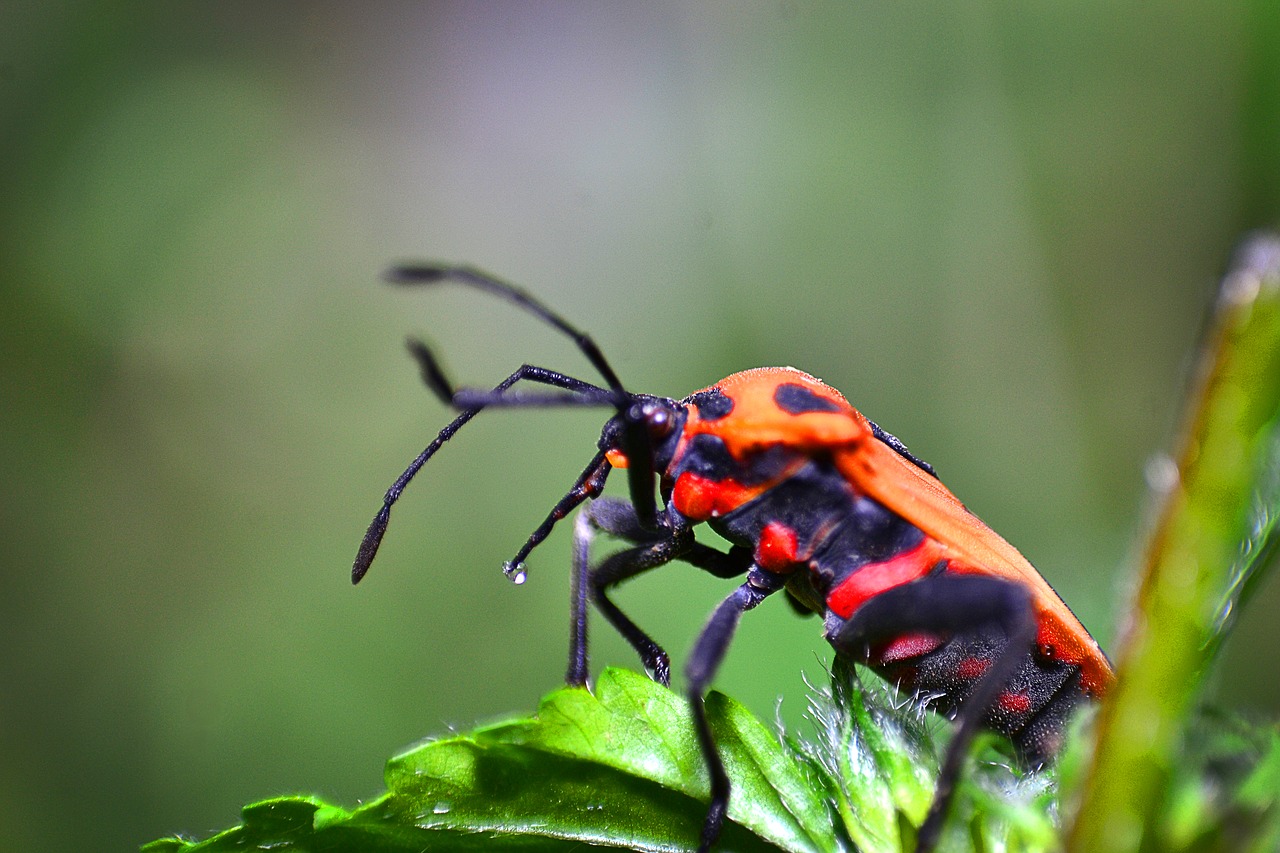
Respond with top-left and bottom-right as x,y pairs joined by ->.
1069,234 -> 1280,852
144,668 -> 839,853
1207,414 -> 1280,657
384,668 -> 838,853
827,658 -> 935,852
147,662 -> 1084,853
703,690 -> 836,852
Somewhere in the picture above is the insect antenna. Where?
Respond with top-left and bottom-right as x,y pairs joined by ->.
353,337 -> 614,582
355,266 -> 664,585
386,264 -> 626,395
384,263 -> 661,528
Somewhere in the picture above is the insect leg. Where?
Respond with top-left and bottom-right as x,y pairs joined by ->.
508,450 -> 611,588
581,507 -> 689,686
685,570 -> 782,853
586,499 -> 751,577
567,510 -> 593,687
353,361 -> 611,584
829,574 -> 1036,853
580,500 -> 752,685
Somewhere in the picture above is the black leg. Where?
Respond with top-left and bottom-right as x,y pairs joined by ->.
583,506 -> 691,686
579,497 -> 668,543
586,499 -> 752,577
685,570 -> 781,853
353,360 -> 617,584
580,500 -> 751,685
566,511 -> 593,687
508,450 -> 611,583
829,574 -> 1036,853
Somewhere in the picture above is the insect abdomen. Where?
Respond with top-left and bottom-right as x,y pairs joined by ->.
871,629 -> 1087,761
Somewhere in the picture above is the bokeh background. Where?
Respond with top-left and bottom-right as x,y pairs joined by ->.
3,3 -> 1279,851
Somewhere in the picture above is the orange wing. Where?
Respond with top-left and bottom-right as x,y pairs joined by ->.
835,433 -> 1114,696
680,367 -> 1112,695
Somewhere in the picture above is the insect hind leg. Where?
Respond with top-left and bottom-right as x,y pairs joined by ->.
829,573 -> 1036,853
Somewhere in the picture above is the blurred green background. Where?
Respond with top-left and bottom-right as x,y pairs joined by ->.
3,3 -> 1278,851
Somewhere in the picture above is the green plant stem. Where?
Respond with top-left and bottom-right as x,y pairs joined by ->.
1068,235 -> 1280,852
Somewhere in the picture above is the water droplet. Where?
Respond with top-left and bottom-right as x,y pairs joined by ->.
433,801 -> 451,814
1144,454 -> 1179,493
503,561 -> 527,585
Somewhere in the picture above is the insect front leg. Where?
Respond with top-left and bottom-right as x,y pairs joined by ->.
571,498 -> 679,684
354,359 -> 614,584
576,499 -> 750,685
829,573 -> 1036,853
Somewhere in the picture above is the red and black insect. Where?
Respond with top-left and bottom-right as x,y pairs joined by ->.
353,265 -> 1114,853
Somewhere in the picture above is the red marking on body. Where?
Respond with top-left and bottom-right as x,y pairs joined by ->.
671,473 -> 762,521
871,631 -> 944,664
826,539 -> 946,619
941,564 -> 1111,697
877,662 -> 921,689
834,434 -> 1115,699
997,691 -> 1032,715
956,656 -> 991,680
1033,619 -> 1108,695
755,521 -> 800,573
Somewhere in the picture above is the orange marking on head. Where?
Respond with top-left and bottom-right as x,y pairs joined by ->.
685,368 -> 870,460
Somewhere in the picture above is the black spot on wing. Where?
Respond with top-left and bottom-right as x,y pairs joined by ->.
688,388 -> 734,420
868,419 -> 937,478
774,383 -> 843,414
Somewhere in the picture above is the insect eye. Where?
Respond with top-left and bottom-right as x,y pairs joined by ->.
646,406 -> 674,439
